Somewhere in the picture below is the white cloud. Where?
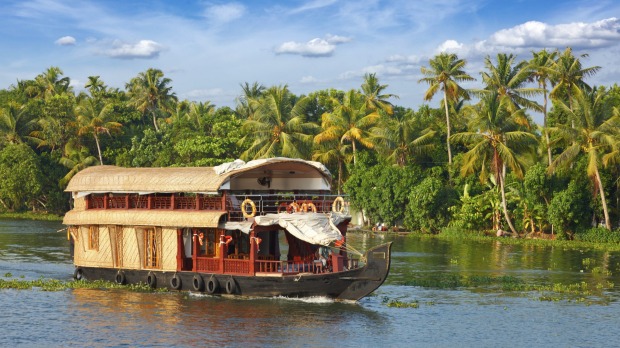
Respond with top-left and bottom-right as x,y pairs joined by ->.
203,3 -> 246,24
275,38 -> 336,57
275,34 -> 351,57
55,36 -> 76,46
437,39 -> 465,53
104,40 -> 164,59
487,17 -> 620,50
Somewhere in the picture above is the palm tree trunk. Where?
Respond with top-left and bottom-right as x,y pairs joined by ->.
542,86 -> 552,166
442,90 -> 452,165
152,111 -> 159,132
594,166 -> 611,230
94,134 -> 103,165
352,141 -> 357,165
337,159 -> 343,195
500,163 -> 518,234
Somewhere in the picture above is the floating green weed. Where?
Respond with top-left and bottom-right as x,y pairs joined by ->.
0,277 -> 167,292
403,273 -> 614,303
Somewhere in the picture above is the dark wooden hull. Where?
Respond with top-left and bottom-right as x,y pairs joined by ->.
73,242 -> 392,301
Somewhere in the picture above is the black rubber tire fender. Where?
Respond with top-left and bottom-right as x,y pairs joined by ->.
206,276 -> 219,294
225,277 -> 237,294
73,268 -> 83,281
146,272 -> 157,288
115,271 -> 126,285
169,273 -> 182,290
192,274 -> 204,291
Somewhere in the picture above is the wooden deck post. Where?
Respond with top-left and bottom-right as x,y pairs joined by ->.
176,229 -> 183,272
249,231 -> 256,274
192,230 -> 198,272
219,233 -> 226,273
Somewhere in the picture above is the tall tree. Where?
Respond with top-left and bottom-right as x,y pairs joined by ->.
419,53 -> 475,165
315,89 -> 380,165
452,93 -> 538,234
0,101 -> 37,145
236,81 -> 265,120
480,53 -> 542,112
59,139 -> 98,186
239,85 -> 317,159
527,49 -> 558,165
549,48 -> 600,117
34,66 -> 72,99
74,98 -> 123,165
548,87 -> 620,230
374,108 -> 436,167
360,73 -> 398,115
126,68 -> 177,131
84,75 -> 107,98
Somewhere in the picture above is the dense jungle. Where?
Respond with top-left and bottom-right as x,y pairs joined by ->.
1,47 -> 619,242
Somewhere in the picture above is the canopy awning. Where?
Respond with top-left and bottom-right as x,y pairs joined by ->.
253,213 -> 347,246
63,210 -> 226,228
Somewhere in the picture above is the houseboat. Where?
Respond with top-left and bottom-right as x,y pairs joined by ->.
63,158 -> 391,301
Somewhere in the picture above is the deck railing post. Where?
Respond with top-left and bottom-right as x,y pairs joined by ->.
249,231 -> 256,274
219,234 -> 226,273
103,193 -> 109,209
192,230 -> 198,272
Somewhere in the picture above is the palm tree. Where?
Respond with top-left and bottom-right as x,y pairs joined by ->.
360,73 -> 398,115
419,53 -> 475,165
59,139 -> 98,186
315,89 -> 380,165
74,98 -> 123,164
126,68 -> 177,131
0,101 -> 37,145
239,85 -> 317,160
548,87 -> 620,230
452,93 -> 538,234
236,82 -> 265,120
312,140 -> 352,194
34,66 -> 72,99
375,108 -> 436,167
85,75 -> 107,98
527,49 -> 558,165
479,53 -> 542,112
549,48 -> 600,118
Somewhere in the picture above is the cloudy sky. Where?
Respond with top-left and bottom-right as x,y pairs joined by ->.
1,0 -> 620,121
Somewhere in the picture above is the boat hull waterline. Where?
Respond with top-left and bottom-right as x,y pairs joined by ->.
73,242 -> 392,301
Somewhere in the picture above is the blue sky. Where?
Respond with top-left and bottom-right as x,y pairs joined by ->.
1,0 -> 620,121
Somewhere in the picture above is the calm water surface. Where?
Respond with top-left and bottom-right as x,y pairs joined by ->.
1,219 -> 619,347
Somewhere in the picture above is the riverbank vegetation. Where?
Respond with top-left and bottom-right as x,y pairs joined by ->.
0,47 -> 619,241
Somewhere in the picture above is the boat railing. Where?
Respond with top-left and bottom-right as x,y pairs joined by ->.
85,193 -> 225,211
194,255 -> 360,275
225,193 -> 349,221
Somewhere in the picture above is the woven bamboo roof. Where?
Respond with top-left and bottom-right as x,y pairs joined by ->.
64,158 -> 331,193
63,210 -> 225,228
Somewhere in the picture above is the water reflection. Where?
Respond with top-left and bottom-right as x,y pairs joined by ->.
66,289 -> 387,347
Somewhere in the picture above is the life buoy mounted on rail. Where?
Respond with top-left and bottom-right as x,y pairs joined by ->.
241,199 -> 256,218
332,196 -> 345,213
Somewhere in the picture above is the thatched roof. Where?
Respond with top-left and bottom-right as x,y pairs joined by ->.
64,158 -> 332,193
63,210 -> 225,228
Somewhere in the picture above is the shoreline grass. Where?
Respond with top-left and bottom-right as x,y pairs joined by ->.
0,212 -> 63,221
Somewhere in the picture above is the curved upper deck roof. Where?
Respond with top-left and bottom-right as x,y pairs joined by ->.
64,157 -> 332,194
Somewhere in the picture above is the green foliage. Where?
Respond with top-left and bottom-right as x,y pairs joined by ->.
404,175 -> 457,233
548,178 -> 592,236
118,129 -> 174,167
344,164 -> 421,226
0,144 -> 43,211
574,227 -> 620,243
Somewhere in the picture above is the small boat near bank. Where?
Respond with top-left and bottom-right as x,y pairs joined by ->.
63,158 -> 391,301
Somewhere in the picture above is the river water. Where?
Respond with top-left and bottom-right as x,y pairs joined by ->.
1,219 -> 619,347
